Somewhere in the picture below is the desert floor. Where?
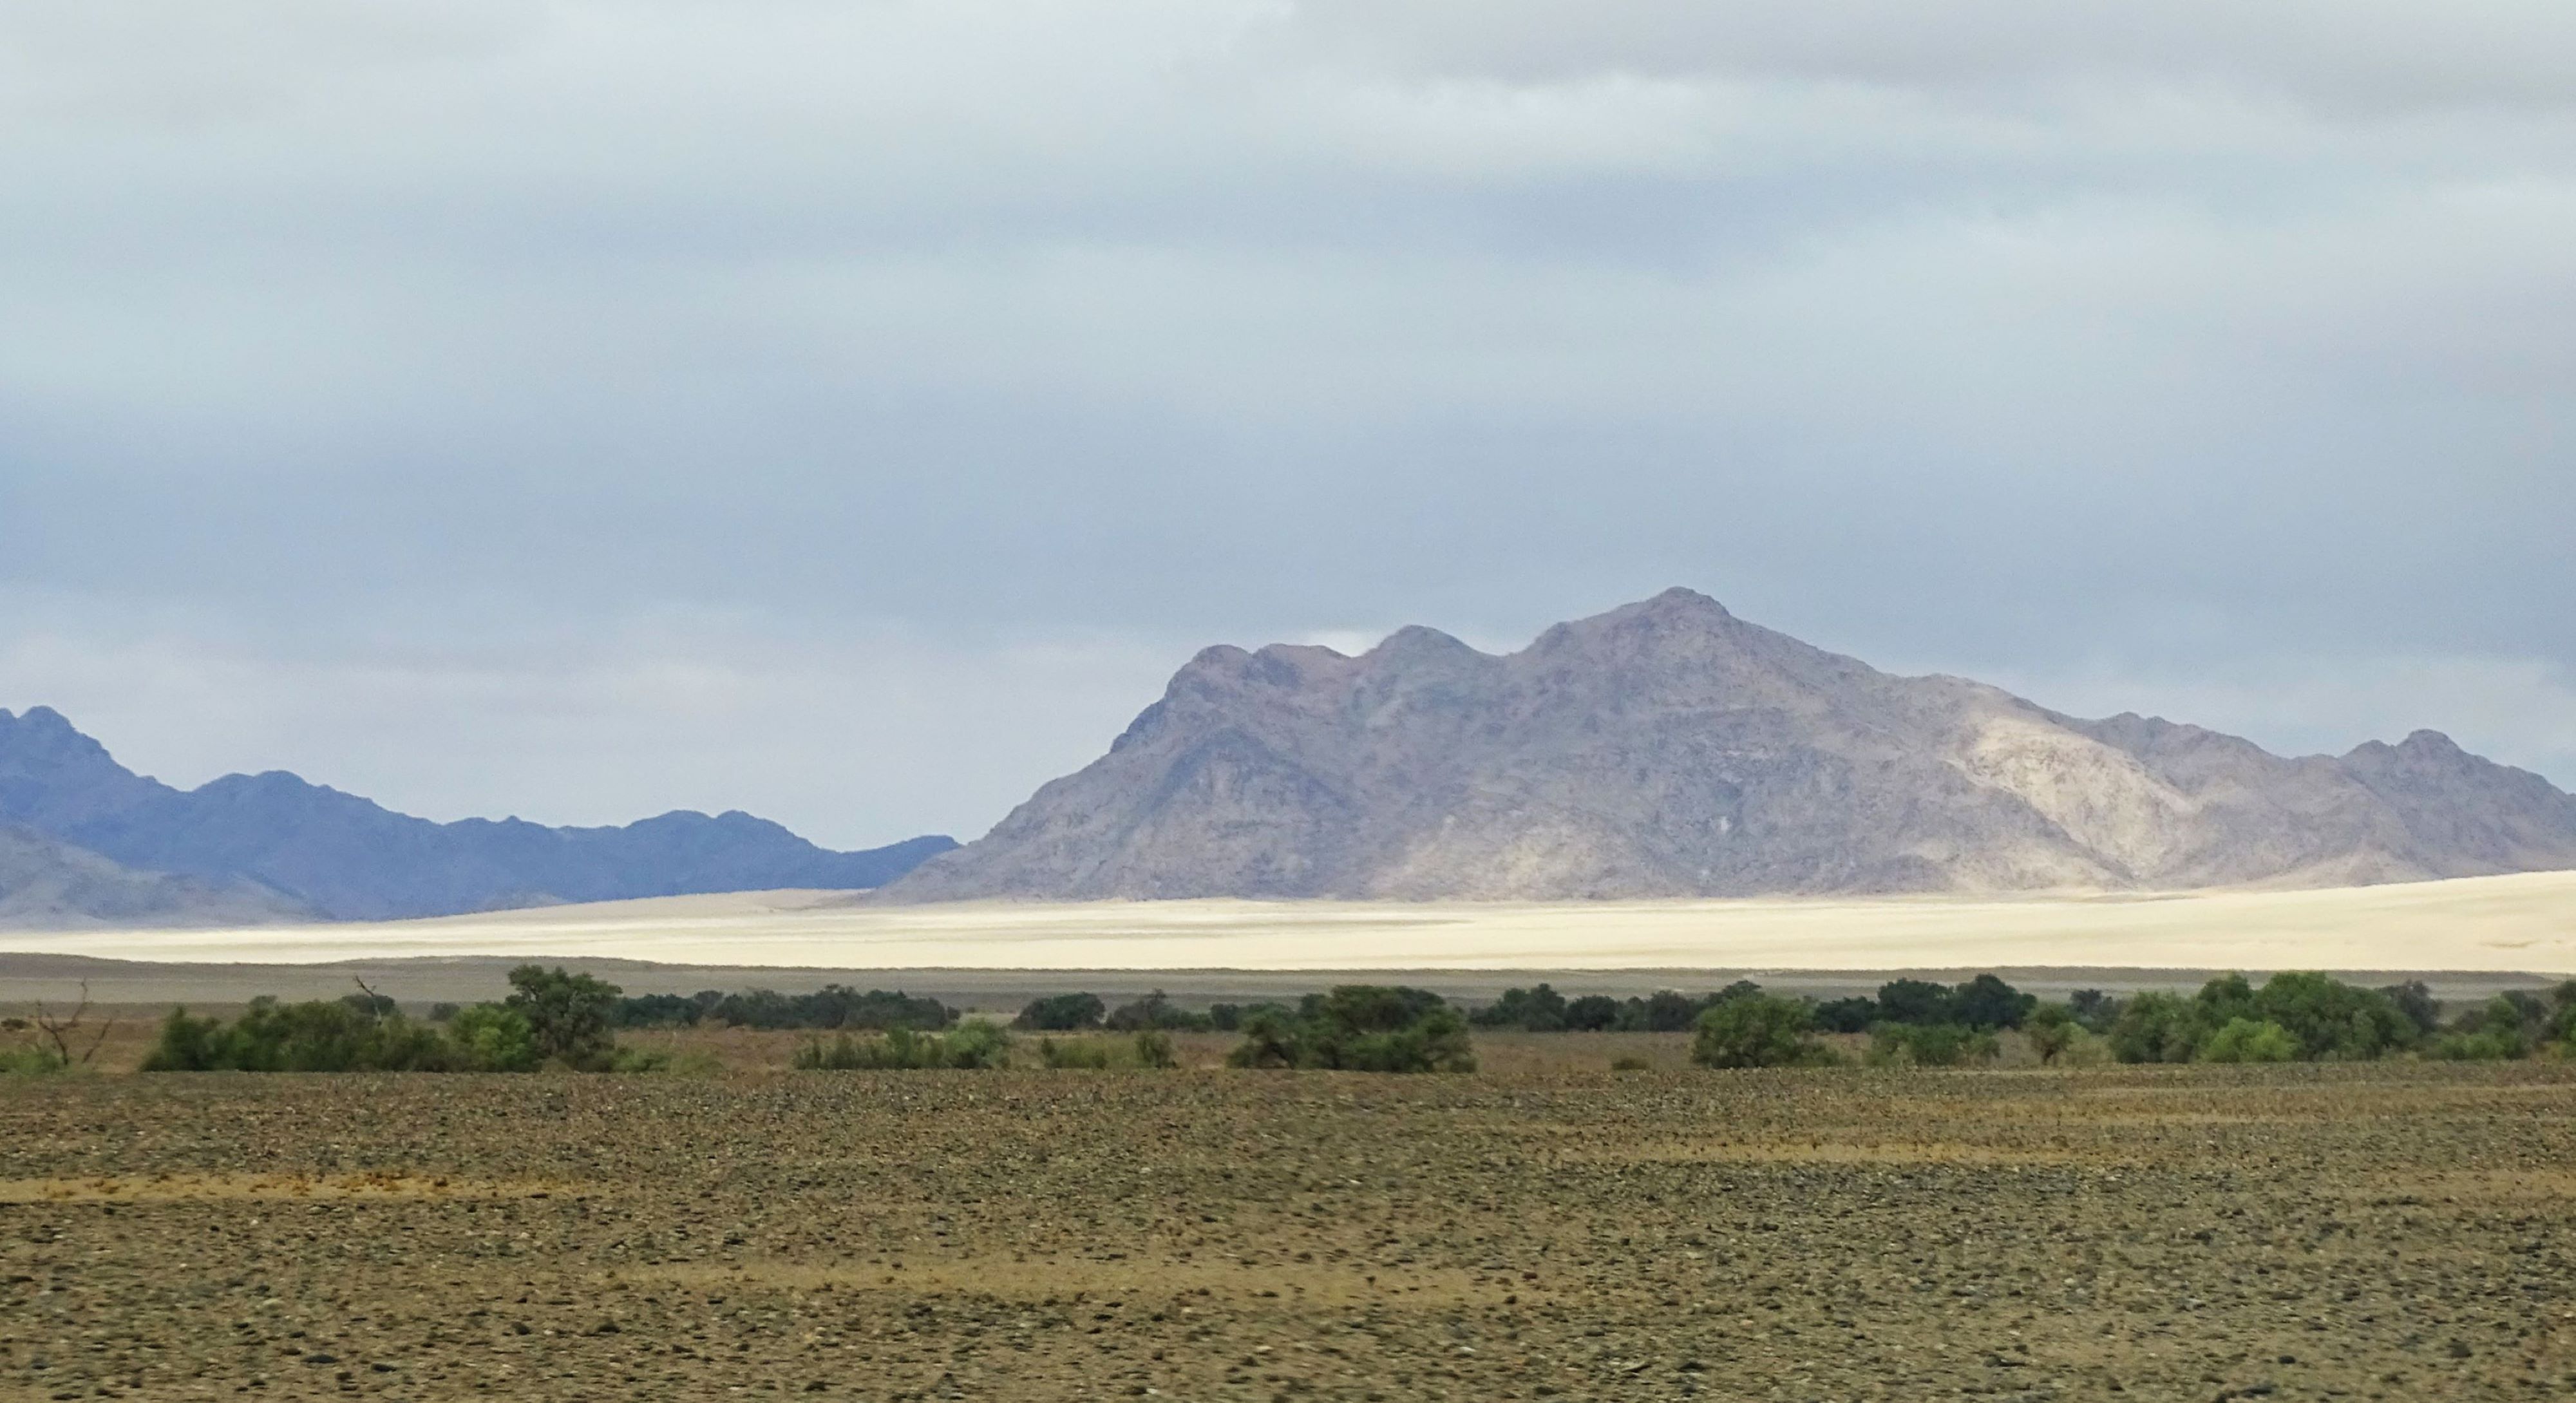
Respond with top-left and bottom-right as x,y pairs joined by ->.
6,1057 -> 2573,1402
6,871 -> 2574,980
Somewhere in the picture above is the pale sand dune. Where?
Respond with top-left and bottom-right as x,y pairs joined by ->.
4,871 -> 2571,974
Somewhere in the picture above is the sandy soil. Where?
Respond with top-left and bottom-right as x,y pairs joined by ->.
5,871 -> 2572,975
5,1059 -> 2572,1401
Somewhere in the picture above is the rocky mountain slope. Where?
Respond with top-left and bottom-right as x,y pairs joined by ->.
886,589 -> 2576,901
0,707 -> 955,924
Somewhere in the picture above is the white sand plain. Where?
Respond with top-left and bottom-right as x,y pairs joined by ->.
5,871 -> 2573,974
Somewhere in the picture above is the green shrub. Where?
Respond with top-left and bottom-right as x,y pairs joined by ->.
1037,1030 -> 1178,1070
0,1043 -> 68,1076
2107,992 -> 2200,1063
1227,986 -> 1473,1072
1865,1023 -> 1998,1068
1692,995 -> 1833,1069
2199,1017 -> 2299,1064
795,1019 -> 1012,1070
446,1004 -> 540,1072
1132,1029 -> 1179,1068
1039,1037 -> 1108,1069
1609,1055 -> 1651,1072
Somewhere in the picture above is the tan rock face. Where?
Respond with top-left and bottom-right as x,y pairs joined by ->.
886,589 -> 2576,901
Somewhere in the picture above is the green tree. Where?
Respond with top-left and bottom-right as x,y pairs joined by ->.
1875,979 -> 1955,1026
1692,995 -> 1829,1069
2023,1003 -> 2078,1064
1016,992 -> 1107,1031
1472,984 -> 1568,1031
2376,980 -> 2443,1036
2199,1017 -> 2298,1064
1563,994 -> 1622,1031
2108,992 -> 2200,1064
504,965 -> 622,1068
2067,989 -> 2121,1031
1813,996 -> 1879,1033
2430,996 -> 2533,1060
2250,972 -> 2414,1060
1950,974 -> 2035,1030
1225,1008 -> 1305,1068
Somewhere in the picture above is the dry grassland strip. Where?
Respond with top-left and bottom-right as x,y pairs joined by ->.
3,1060 -> 2573,1401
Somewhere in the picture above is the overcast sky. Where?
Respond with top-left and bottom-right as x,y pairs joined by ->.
5,0 -> 2573,849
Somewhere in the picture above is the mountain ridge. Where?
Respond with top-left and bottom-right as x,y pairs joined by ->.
884,588 -> 2576,901
0,706 -> 955,925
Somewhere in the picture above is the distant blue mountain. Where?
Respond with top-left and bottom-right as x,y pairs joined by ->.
0,706 -> 955,923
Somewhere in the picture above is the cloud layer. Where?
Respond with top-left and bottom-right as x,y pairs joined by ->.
5,1 -> 2571,840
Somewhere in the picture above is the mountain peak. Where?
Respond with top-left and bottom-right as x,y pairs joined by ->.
884,594 -> 2576,902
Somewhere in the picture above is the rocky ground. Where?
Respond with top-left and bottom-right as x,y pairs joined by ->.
4,1056 -> 2572,1401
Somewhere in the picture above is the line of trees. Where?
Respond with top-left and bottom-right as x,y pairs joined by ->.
119,968 -> 2576,1077
1679,972 -> 2576,1069
1470,982 -> 1766,1033
1013,990 -> 1262,1033
610,985 -> 954,1031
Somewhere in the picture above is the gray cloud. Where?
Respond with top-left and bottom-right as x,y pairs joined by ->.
3,0 -> 2571,840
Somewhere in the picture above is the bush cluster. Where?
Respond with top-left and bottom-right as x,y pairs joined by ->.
1690,993 -> 1839,1069
1226,986 -> 1475,1073
792,1021 -> 1010,1070
1037,1030 -> 1179,1069
142,966 -> 645,1073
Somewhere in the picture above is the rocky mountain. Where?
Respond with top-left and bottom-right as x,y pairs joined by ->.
0,707 -> 956,924
885,589 -> 2576,901
0,825 -> 315,929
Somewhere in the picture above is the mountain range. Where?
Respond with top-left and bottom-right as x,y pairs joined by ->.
0,706 -> 954,927
884,589 -> 2576,901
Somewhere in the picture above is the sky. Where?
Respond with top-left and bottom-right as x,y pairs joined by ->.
4,0 -> 2573,849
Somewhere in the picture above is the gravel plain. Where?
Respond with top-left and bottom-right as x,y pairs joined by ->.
5,1057 -> 2573,1401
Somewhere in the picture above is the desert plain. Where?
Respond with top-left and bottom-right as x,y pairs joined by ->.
6,1057 -> 2575,1402
6,873 -> 2575,1402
